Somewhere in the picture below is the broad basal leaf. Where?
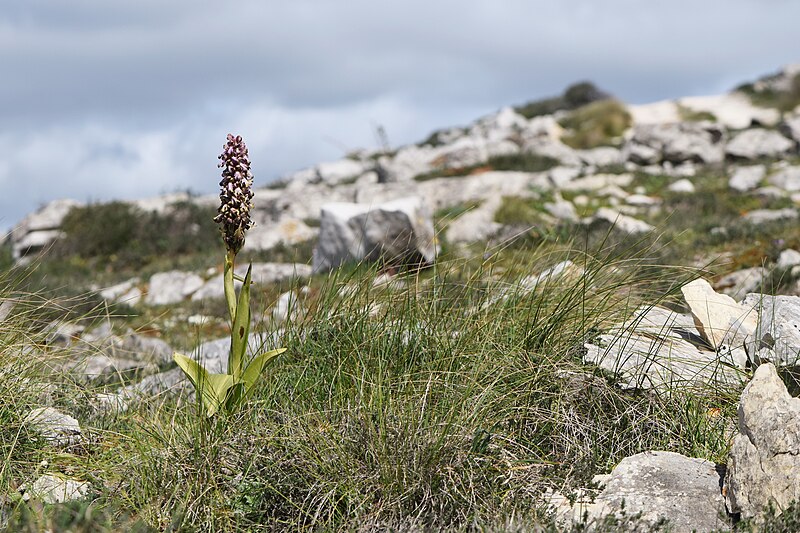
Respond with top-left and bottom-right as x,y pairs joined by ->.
174,353 -> 237,417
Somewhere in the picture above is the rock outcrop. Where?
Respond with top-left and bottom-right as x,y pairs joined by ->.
724,363 -> 800,520
312,197 -> 437,273
552,451 -> 728,532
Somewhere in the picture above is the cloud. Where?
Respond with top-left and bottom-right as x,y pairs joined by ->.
0,95 -> 478,229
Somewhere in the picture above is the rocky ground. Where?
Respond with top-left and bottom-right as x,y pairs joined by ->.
2,64 -> 800,530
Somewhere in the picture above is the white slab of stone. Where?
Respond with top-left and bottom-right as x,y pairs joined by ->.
582,207 -> 654,235
558,451 -> 728,532
24,407 -> 82,447
24,475 -> 90,504
144,271 -> 205,306
726,129 -> 794,160
681,279 -> 757,351
729,166 -> 766,192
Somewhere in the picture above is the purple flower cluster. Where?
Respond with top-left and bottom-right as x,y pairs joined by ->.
215,134 -> 255,255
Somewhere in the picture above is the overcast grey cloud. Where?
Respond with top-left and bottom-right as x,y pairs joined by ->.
2,0 -> 799,230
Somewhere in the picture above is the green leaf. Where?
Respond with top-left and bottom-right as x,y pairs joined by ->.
240,348 -> 287,401
229,263 -> 252,381
224,382 -> 246,413
173,353 -> 236,417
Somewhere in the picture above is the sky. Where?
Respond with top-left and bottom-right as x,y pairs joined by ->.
2,0 -> 799,231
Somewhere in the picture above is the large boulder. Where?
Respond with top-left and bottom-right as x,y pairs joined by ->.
312,197 -> 437,273
624,122 -> 725,165
9,198 -> 83,264
781,114 -> 800,143
554,451 -> 728,532
144,271 -> 205,306
728,166 -> 766,192
244,216 -> 318,251
767,165 -> 800,192
742,293 -> 800,366
726,129 -> 795,160
724,363 -> 800,520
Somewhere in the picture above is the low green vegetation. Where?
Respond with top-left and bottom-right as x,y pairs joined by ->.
677,104 -> 717,123
2,236 -> 743,530
514,81 -> 611,119
53,201 -> 219,271
737,71 -> 800,114
493,194 -> 554,226
559,100 -> 632,149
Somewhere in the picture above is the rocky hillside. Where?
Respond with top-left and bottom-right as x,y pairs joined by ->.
4,65 -> 800,272
3,64 -> 800,530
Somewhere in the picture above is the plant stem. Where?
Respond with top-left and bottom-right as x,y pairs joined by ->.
224,250 -> 237,324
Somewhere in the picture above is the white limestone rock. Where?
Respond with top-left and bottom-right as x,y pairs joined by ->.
584,330 -> 741,391
725,363 -> 800,519
680,92 -> 780,129
781,113 -> 800,142
483,260 -> 580,309
9,198 -> 83,263
668,178 -> 695,193
192,263 -> 312,301
681,278 -> 757,352
444,199 -> 503,244
742,293 -> 800,366
144,271 -> 205,306
767,165 -> 800,192
625,122 -> 725,165
714,267 -> 765,300
557,451 -> 728,532
98,277 -> 142,306
726,129 -> 795,160
741,208 -> 798,224
578,146 -> 622,167
777,248 -> 800,269
543,195 -> 578,222
245,217 -> 317,252
24,407 -> 82,447
272,289 -> 307,323
68,354 -> 157,384
729,166 -> 766,192
561,173 -> 634,192
622,142 -> 661,165
628,100 -> 680,125
312,197 -> 437,273
582,207 -> 654,235
23,475 -> 90,504
585,303 -> 747,391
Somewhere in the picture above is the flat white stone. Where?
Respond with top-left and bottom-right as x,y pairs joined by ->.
24,475 -> 90,504
681,278 -> 757,350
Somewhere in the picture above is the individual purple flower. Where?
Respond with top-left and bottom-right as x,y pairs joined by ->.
214,133 -> 255,255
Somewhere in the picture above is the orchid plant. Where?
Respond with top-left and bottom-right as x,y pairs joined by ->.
173,134 -> 285,416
